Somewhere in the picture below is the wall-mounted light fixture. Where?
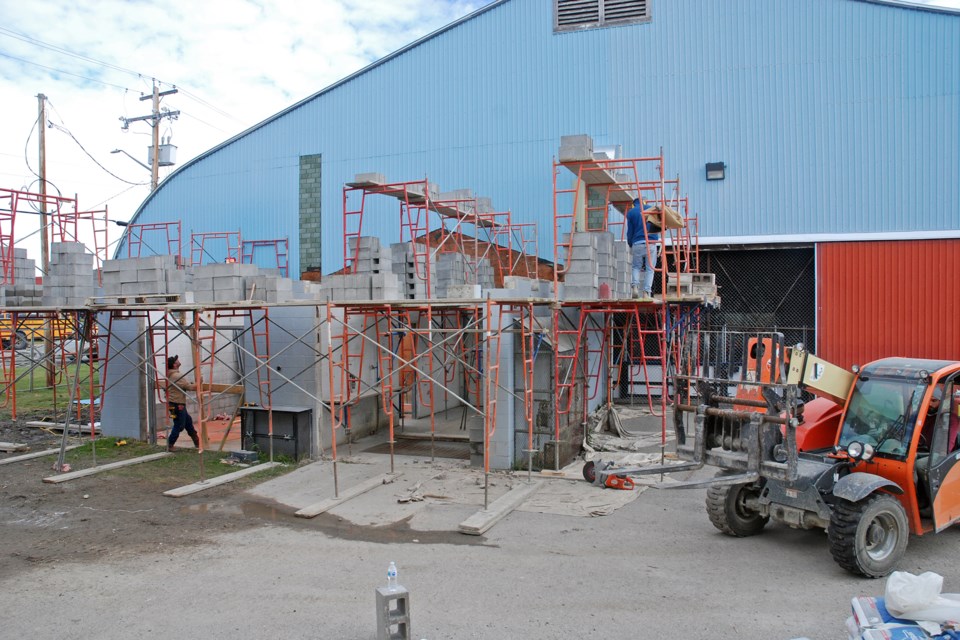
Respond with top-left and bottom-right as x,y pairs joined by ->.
706,162 -> 726,181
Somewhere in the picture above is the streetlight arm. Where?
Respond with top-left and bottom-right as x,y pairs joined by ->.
110,148 -> 151,172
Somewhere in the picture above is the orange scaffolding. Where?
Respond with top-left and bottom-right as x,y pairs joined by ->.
190,230 -> 241,266
125,221 -> 182,261
241,238 -> 289,277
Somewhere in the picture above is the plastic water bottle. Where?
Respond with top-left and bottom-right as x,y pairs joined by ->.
386,561 -> 398,591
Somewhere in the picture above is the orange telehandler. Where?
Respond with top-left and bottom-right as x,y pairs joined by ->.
584,332 -> 960,577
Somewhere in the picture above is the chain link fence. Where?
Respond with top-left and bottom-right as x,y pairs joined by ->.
699,247 -> 816,352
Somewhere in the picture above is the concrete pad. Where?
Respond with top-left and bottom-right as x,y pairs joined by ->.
0,445 -> 81,465
295,472 -> 401,518
163,462 -> 282,497
43,452 -> 172,483
458,480 -> 543,535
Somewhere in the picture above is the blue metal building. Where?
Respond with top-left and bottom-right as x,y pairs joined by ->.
122,0 -> 960,277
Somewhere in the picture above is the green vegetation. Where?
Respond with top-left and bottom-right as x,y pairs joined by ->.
62,437 -> 292,486
0,363 -> 100,420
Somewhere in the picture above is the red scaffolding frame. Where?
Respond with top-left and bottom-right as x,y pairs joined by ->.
190,230 -> 241,266
126,221 -> 182,261
241,238 -> 290,277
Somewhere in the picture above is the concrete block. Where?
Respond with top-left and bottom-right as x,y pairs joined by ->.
559,134 -> 594,162
446,284 -> 481,299
352,172 -> 385,186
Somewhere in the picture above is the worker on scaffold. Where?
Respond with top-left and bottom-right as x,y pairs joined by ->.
626,196 -> 660,300
165,354 -> 200,452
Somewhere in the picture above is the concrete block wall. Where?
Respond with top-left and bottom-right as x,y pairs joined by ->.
560,231 -> 625,300
1,248 -> 42,306
42,242 -> 96,307
192,263 -> 260,304
347,236 -> 389,275
101,255 -> 192,299
390,243 -> 435,300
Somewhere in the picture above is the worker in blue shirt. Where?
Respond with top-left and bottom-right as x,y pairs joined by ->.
626,197 -> 660,300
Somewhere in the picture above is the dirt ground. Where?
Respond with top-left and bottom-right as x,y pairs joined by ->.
2,419 -> 959,640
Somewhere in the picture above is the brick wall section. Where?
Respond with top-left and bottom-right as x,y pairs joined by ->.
299,154 -> 322,275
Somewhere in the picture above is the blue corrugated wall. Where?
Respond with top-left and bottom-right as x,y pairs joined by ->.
123,0 -> 960,275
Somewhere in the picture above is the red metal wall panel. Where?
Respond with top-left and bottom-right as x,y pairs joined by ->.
818,240 -> 960,369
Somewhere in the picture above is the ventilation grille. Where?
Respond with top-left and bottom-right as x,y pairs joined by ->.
556,0 -> 649,31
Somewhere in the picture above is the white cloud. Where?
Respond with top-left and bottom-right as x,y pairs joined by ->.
0,0 -> 489,261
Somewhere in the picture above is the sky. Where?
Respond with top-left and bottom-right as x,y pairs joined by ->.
0,0 -> 490,264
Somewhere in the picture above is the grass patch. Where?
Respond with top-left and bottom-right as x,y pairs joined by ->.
0,364 -> 100,420
60,437 -> 292,486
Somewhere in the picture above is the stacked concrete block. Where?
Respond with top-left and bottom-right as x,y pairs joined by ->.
315,272 -> 401,301
192,263 -> 259,303
559,134 -> 594,162
101,255 -> 191,300
406,181 -> 440,202
1,248 -> 42,306
42,242 -> 95,307
351,172 -> 386,186
246,274 -> 295,303
438,189 -> 476,214
595,232 -> 617,294
347,236 -> 389,275
291,279 -> 324,299
475,258 -> 495,290
614,240 -> 631,298
559,231 -> 621,300
390,243 -> 435,300
434,253 -> 470,299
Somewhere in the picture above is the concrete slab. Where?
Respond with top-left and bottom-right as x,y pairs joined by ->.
163,462 -> 282,497
458,480 -> 543,535
295,472 -> 401,518
42,452 -> 172,483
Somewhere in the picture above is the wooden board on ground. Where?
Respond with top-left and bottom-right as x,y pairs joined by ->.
0,442 -> 29,452
295,473 -> 400,518
458,480 -> 543,536
163,462 -> 282,497
0,445 -> 81,465
42,452 -> 172,483
24,421 -> 99,434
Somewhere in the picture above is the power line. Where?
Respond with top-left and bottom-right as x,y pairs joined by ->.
0,25 -> 146,79
0,50 -> 132,91
46,118 -> 149,187
0,26 -> 238,124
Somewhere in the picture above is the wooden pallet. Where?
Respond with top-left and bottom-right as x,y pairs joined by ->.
87,294 -> 182,306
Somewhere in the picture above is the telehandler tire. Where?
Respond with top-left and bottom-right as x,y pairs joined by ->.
14,331 -> 28,351
706,481 -> 768,537
828,494 -> 908,578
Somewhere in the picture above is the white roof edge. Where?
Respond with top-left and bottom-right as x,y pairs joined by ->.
856,0 -> 960,15
698,230 -> 960,247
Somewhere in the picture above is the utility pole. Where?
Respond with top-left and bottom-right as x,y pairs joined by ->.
37,93 -> 55,387
37,94 -> 49,279
119,79 -> 179,191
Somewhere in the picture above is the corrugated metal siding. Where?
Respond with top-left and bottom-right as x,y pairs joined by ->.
817,239 -> 960,368
126,0 -> 960,276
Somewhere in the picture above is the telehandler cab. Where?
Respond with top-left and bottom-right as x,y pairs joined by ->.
585,332 -> 960,577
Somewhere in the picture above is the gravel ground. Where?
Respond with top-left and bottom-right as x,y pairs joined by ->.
2,434 -> 958,640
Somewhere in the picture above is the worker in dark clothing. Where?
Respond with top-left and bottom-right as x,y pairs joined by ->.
165,354 -> 200,452
626,196 -> 660,300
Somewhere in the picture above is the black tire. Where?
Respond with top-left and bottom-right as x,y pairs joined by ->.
706,481 -> 769,537
582,460 -> 596,483
13,331 -> 28,351
828,494 -> 908,578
